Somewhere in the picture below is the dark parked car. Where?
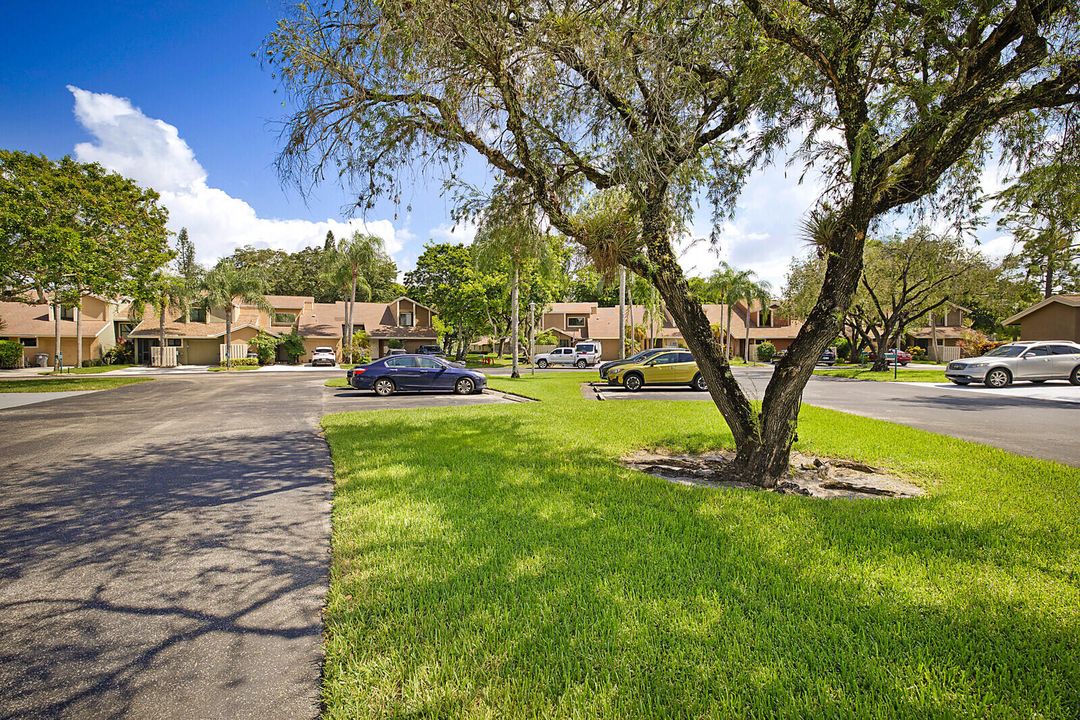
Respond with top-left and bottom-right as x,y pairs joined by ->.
861,349 -> 912,366
347,354 -> 486,396
598,347 -> 671,382
769,348 -> 837,365
417,344 -> 446,356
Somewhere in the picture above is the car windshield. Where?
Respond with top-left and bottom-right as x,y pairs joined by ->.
984,345 -> 1027,358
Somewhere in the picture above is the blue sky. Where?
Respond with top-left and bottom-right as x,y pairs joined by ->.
1,2 -> 1014,289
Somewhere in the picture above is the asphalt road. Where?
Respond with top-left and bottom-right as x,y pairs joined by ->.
0,375 -> 335,720
1,367 -> 1075,718
0,374 -> 516,720
595,367 -> 1080,466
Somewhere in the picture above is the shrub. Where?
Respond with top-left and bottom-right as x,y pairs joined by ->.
388,338 -> 404,349
248,331 -> 282,365
279,331 -> 306,363
103,338 -> 135,365
344,329 -> 370,362
909,345 -> 927,360
534,330 -> 558,346
220,357 -> 259,367
756,341 -> 776,362
835,337 -> 851,360
960,329 -> 996,358
0,340 -> 22,369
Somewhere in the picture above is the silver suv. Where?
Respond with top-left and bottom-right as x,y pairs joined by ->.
945,341 -> 1080,388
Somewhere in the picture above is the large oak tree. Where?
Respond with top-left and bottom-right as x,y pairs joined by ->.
264,0 -> 1077,484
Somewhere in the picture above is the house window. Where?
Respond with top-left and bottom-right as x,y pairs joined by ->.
18,337 -> 37,348
273,312 -> 297,325
188,307 -> 207,322
59,306 -> 75,321
566,316 -> 586,328
399,312 -> 414,327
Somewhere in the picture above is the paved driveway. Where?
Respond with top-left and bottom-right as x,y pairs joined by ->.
594,368 -> 1080,467
0,375 -> 334,719
0,374 -> 520,719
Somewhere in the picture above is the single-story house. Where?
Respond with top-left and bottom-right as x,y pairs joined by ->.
1004,294 -> 1080,343
904,303 -> 971,362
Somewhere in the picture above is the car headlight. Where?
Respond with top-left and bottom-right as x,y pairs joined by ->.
967,362 -> 989,368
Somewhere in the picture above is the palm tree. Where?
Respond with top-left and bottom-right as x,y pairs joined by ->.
473,205 -> 549,378
707,264 -> 766,359
200,262 -> 269,368
738,278 -> 773,363
130,272 -> 189,366
328,231 -> 385,362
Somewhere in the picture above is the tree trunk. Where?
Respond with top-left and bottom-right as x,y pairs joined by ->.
347,274 -> 357,363
743,304 -> 752,363
225,311 -> 232,369
53,295 -> 62,372
870,321 -> 895,371
725,305 -> 734,359
75,298 -> 83,369
618,266 -> 626,359
158,304 -> 166,366
1044,250 -> 1055,298
510,263 -> 520,379
637,192 -> 872,487
627,277 -> 635,355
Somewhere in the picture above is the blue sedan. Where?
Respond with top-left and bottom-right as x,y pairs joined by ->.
347,354 -> 487,396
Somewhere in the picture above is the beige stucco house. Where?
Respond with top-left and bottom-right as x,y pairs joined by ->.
538,300 -> 802,360
904,303 -> 972,362
1004,294 -> 1080,343
0,294 -> 131,367
126,294 -> 438,364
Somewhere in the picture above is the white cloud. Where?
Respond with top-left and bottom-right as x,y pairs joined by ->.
67,86 -> 408,267
429,219 -> 479,245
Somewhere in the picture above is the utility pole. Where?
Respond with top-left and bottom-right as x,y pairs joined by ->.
618,266 -> 626,360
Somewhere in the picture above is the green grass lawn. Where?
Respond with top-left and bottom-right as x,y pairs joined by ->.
40,363 -> 139,375
816,366 -> 948,382
320,372 -> 1079,718
464,353 -> 517,369
325,377 -> 349,387
0,377 -> 152,392
207,364 -> 261,372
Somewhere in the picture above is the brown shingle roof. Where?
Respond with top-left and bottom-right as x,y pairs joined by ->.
0,300 -> 108,338
261,295 -> 313,308
298,300 -> 438,339
1004,294 -> 1080,324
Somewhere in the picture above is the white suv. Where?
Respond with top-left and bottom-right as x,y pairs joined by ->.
310,346 -> 337,367
533,341 -> 602,369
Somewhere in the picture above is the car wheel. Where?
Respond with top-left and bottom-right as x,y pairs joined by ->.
575,359 -> 587,369
984,368 -> 1011,388
454,377 -> 475,395
537,359 -> 549,368
623,373 -> 643,392
373,378 -> 395,396
1070,365 -> 1080,386
949,379 -> 970,386
692,373 -> 707,392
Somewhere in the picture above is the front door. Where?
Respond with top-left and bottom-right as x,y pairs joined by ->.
1016,345 -> 1053,379
552,348 -> 574,365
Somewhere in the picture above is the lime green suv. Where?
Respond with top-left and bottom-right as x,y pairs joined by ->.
607,349 -> 707,391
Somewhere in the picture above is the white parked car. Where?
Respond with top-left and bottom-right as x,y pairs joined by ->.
310,346 -> 337,367
945,340 -> 1080,387
533,341 -> 602,369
